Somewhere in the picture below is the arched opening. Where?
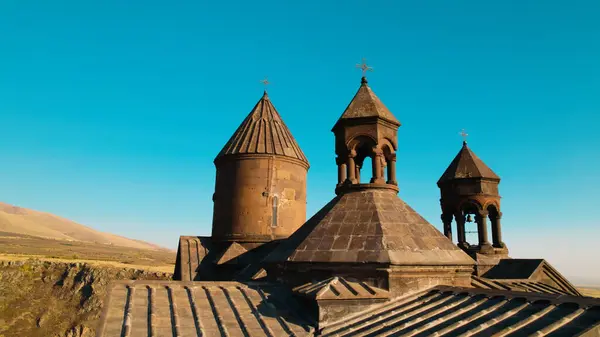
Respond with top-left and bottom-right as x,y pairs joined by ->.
460,202 -> 480,246
354,141 -> 373,184
458,200 -> 494,251
381,144 -> 395,184
346,136 -> 377,185
383,161 -> 388,182
360,157 -> 372,183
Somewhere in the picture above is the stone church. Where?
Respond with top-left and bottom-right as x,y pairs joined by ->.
98,72 -> 600,336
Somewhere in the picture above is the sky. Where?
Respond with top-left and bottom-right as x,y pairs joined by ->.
0,1 -> 599,284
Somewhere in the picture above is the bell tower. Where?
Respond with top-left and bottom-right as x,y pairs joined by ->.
437,137 -> 508,258
265,63 -> 474,294
332,73 -> 401,195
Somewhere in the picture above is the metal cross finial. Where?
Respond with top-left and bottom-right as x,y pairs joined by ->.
260,77 -> 270,92
459,129 -> 469,143
356,58 -> 373,77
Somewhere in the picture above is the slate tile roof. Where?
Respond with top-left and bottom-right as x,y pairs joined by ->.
319,287 -> 600,337
472,276 -> 576,296
478,259 -> 582,296
96,280 -> 314,337
483,259 -> 545,279
438,141 -> 500,184
174,236 -> 214,281
266,189 -> 474,266
174,237 -> 280,282
98,282 -> 600,336
215,92 -> 308,165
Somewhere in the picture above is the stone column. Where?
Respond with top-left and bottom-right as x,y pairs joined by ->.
454,212 -> 467,248
336,156 -> 347,185
491,211 -> 506,248
386,154 -> 397,185
356,164 -> 361,183
476,211 -> 493,253
346,151 -> 357,184
370,148 -> 386,184
490,212 -> 499,247
441,213 -> 453,241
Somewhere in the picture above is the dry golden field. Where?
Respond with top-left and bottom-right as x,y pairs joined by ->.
579,287 -> 600,298
0,231 -> 176,272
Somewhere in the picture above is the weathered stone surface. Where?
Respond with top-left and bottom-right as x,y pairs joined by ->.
266,189 -> 474,266
438,141 -> 500,184
472,275 -> 579,296
476,258 -> 582,296
173,236 -> 213,281
318,286 -> 600,336
293,276 -> 389,301
215,91 -> 308,164
211,91 -> 309,244
97,282 -> 600,336
215,242 -> 248,265
333,77 -> 400,126
96,281 -> 313,337
173,236 -> 281,282
212,156 -> 307,242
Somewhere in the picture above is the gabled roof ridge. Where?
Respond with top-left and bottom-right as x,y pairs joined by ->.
293,276 -> 390,301
537,260 -> 582,296
434,285 -> 599,305
215,241 -> 248,265
316,280 -> 335,298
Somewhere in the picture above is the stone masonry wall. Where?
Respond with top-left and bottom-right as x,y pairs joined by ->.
212,155 -> 307,242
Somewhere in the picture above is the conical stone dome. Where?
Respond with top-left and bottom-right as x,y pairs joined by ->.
215,91 -> 308,165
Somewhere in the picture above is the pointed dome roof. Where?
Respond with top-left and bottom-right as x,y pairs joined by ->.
215,91 -> 309,165
438,142 -> 500,184
265,189 -> 474,266
333,77 -> 400,129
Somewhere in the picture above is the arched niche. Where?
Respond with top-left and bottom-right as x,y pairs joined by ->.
460,200 -> 481,246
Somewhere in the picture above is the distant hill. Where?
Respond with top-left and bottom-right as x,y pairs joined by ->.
0,201 -> 168,251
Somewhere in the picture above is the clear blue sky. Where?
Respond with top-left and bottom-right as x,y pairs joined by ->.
1,1 -> 599,283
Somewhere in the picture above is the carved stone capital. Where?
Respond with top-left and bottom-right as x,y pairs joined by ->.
348,150 -> 357,158
454,212 -> 466,224
371,147 -> 384,157
441,213 -> 453,223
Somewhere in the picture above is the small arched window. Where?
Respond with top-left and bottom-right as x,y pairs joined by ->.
271,196 -> 278,228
